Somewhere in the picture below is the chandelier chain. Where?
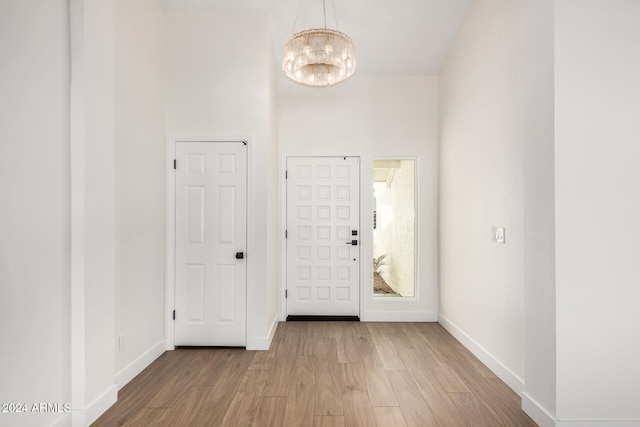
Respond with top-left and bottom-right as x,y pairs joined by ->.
292,0 -> 303,34
323,0 -> 327,29
331,0 -> 339,30
293,0 -> 340,31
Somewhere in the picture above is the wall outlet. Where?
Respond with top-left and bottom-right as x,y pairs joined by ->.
117,334 -> 126,352
492,227 -> 505,244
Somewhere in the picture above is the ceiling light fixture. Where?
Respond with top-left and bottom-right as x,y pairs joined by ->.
283,0 -> 356,87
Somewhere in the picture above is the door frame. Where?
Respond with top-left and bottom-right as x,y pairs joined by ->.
281,155 -> 363,321
165,135 -> 251,350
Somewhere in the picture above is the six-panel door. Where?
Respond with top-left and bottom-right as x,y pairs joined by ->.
174,142 -> 247,346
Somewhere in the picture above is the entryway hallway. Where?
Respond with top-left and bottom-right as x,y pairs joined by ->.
93,322 -> 536,426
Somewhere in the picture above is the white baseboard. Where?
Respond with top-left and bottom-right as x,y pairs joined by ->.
84,384 -> 118,426
247,314 -> 279,350
115,339 -> 166,390
439,317 -> 640,427
438,314 -> 524,395
48,413 -> 71,427
522,393 -> 640,427
522,392 -> 556,427
556,421 -> 640,427
361,311 -> 438,322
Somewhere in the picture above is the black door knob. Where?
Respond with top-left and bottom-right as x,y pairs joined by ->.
235,252 -> 244,259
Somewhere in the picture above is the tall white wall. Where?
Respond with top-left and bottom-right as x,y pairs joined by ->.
114,0 -> 166,386
441,1 -> 640,425
439,0 -> 526,392
165,8 -> 280,349
72,0 -> 118,423
266,28 -> 281,334
555,0 -> 640,421
0,2 -> 71,426
521,0 -> 556,422
279,75 -> 439,321
83,0 -> 117,407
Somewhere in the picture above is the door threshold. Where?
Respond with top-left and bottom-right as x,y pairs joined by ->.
175,346 -> 246,349
286,315 -> 360,322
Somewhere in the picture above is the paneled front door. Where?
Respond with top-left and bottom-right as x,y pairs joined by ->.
286,157 -> 360,317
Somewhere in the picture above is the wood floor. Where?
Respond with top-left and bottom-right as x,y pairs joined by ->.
92,322 -> 537,427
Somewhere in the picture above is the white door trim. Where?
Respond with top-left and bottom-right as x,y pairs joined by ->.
165,135 -> 251,350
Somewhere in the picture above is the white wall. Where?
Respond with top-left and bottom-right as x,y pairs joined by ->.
0,2 -> 71,426
439,0 -> 526,392
521,0 -> 556,422
279,75 -> 439,321
73,0 -> 118,423
114,0 -> 166,386
165,7 -> 280,349
1,2 -> 151,425
555,0 -> 640,421
83,0 -> 117,406
440,1 -> 640,425
266,26 -> 281,336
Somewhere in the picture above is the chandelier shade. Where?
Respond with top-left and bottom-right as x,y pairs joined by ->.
283,28 -> 356,87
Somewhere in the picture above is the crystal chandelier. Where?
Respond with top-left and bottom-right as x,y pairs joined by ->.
283,0 -> 356,87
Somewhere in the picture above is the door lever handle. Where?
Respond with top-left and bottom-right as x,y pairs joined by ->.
235,252 -> 244,259
346,240 -> 358,246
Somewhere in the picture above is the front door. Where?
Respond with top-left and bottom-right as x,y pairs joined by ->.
174,141 -> 247,346
286,157 -> 360,317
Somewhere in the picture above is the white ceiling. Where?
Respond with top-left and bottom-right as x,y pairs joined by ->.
160,0 -> 470,76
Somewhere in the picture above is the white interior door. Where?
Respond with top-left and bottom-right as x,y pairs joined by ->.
286,157 -> 360,317
174,141 -> 247,346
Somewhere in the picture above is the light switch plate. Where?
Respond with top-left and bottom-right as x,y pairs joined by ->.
492,227 -> 505,244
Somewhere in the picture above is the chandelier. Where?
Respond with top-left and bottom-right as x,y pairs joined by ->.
283,0 -> 356,87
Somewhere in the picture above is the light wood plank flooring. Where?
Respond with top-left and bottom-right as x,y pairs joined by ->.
92,322 -> 537,426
